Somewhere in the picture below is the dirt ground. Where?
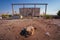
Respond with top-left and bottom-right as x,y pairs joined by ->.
0,18 -> 60,40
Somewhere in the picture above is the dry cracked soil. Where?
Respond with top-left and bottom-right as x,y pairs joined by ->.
0,18 -> 60,40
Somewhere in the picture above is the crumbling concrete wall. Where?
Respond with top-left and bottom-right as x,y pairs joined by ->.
19,8 -> 40,17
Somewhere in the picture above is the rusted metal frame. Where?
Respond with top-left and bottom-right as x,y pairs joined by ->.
12,3 -> 48,16
12,3 -> 48,5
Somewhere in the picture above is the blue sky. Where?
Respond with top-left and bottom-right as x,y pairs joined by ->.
0,0 -> 60,15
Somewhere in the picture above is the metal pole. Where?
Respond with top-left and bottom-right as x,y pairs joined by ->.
23,4 -> 25,17
33,4 -> 36,17
45,4 -> 47,15
23,4 -> 25,8
12,4 -> 14,16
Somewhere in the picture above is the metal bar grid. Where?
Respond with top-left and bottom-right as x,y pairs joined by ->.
12,3 -> 48,16
12,3 -> 48,5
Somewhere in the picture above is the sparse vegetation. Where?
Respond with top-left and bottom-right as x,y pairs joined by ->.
9,15 -> 12,17
2,14 -> 12,19
14,14 -> 20,16
2,14 -> 9,18
44,15 -> 53,19
57,10 -> 60,16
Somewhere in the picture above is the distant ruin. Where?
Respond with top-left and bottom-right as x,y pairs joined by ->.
19,8 -> 40,17
12,3 -> 48,18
